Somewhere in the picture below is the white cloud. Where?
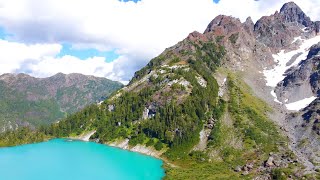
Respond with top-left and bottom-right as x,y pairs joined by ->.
0,39 -> 61,74
0,0 -> 319,83
0,39 -> 131,84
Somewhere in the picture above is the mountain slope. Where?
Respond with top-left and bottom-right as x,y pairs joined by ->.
45,35 -> 293,178
43,2 -> 314,178
0,73 -> 123,131
2,1 -> 320,179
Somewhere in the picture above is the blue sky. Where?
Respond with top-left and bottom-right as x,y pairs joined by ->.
0,27 -> 6,38
0,27 -> 118,62
0,27 -> 10,39
58,44 -> 119,62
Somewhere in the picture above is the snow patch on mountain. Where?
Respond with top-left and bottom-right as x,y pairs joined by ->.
263,35 -> 320,103
285,96 -> 317,111
264,36 -> 320,88
271,90 -> 282,104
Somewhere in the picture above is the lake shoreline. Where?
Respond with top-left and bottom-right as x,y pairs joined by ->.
69,131 -> 165,159
106,138 -> 176,167
0,138 -> 165,180
1,130 -> 171,177
70,131 -> 175,170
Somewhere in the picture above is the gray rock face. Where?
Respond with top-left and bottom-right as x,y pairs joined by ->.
253,2 -> 319,50
243,17 -> 255,36
314,21 -> 320,34
204,15 -> 243,35
285,99 -> 320,166
273,42 -> 320,169
279,2 -> 313,27
203,15 -> 265,70
275,60 -> 316,103
275,43 -> 320,103
307,42 -> 320,59
307,43 -> 320,96
254,11 -> 303,50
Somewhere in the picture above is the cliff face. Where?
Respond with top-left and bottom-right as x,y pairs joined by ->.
0,73 -> 122,131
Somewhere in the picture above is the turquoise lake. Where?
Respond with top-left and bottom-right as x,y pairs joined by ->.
0,139 -> 165,180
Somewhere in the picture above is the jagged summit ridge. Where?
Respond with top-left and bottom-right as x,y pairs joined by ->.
204,15 -> 242,34
280,1 -> 312,27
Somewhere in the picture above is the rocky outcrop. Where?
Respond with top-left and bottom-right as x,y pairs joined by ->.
233,152 -> 297,178
279,2 -> 320,34
108,139 -> 164,158
279,2 -> 313,27
275,43 -> 320,103
254,2 -> 318,50
254,12 -> 301,50
204,15 -> 261,70
243,17 -> 255,36
70,130 -> 96,141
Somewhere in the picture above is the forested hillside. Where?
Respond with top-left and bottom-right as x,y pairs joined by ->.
0,73 -> 122,131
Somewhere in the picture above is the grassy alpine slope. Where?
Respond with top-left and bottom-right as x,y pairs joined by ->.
164,73 -> 297,179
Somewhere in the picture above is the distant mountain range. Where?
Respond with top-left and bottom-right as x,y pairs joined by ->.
0,73 -> 122,131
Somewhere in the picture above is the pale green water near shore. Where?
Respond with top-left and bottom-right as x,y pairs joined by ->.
0,139 -> 164,180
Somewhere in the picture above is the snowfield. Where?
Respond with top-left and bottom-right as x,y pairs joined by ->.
263,35 -> 320,109
285,96 -> 317,111
264,35 -> 320,88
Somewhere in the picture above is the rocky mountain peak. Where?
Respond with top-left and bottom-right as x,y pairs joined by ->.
204,15 -> 243,35
244,17 -> 254,26
186,31 -> 206,42
243,17 -> 254,35
0,73 -> 36,84
253,2 -> 311,50
280,2 -> 303,13
279,1 -> 312,27
187,31 -> 202,38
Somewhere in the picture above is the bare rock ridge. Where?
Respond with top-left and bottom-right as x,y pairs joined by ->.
255,2 -> 315,49
279,1 -> 312,27
279,2 -> 320,34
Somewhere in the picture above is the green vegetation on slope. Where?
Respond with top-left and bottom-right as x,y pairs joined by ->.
0,127 -> 46,147
163,73 -> 286,179
0,73 -> 122,130
41,41 -> 225,159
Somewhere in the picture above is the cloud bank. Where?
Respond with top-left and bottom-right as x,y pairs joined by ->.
0,0 -> 319,83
